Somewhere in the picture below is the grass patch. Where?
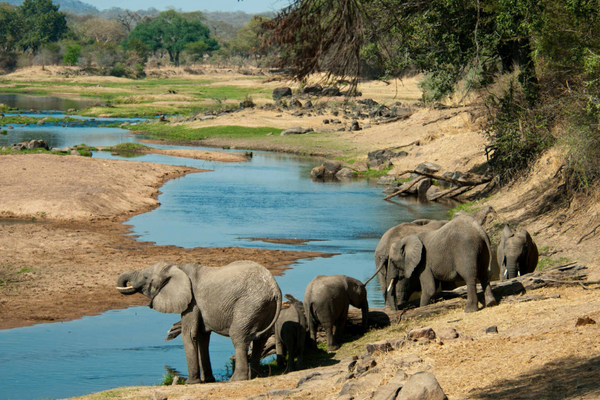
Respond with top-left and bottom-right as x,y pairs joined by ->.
537,256 -> 571,271
158,370 -> 185,386
0,148 -> 66,156
356,167 -> 393,178
137,124 -> 284,141
112,142 -> 149,152
447,201 -> 481,219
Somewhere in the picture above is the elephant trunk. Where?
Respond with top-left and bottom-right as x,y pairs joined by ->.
505,259 -> 519,279
116,271 -> 140,295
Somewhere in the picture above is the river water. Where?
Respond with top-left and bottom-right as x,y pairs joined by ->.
0,96 -> 452,400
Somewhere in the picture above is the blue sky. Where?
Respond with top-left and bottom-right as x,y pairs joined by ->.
84,0 -> 289,12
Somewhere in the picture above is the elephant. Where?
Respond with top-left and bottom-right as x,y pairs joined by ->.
275,294 -> 307,373
497,225 -> 539,280
374,219 -> 447,310
388,214 -> 497,313
116,260 -> 282,383
304,275 -> 368,352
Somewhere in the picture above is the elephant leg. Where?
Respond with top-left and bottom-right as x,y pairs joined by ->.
324,322 -> 338,352
419,270 -> 437,308
333,306 -> 348,347
296,333 -> 305,371
287,339 -> 297,372
249,334 -> 269,379
307,312 -> 318,349
230,336 -> 250,382
478,267 -> 497,308
181,309 -> 201,384
464,277 -> 479,313
275,337 -> 285,369
198,332 -> 215,383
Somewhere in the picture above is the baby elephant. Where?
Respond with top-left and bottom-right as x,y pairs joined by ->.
497,225 -> 539,279
304,275 -> 368,352
275,294 -> 307,373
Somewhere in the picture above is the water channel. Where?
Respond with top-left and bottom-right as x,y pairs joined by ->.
0,96 -> 453,400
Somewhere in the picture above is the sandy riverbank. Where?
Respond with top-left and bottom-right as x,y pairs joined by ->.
0,154 -> 329,329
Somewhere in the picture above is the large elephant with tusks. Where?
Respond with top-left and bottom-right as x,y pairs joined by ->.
116,260 -> 281,383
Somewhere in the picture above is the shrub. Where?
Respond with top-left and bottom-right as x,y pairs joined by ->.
63,44 -> 81,66
0,51 -> 18,73
109,62 -> 125,77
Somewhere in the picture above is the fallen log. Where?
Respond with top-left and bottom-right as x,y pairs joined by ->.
394,169 -> 493,187
427,185 -> 473,201
383,176 -> 426,200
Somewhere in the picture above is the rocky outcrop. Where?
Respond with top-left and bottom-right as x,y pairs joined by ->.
311,160 -> 355,181
368,149 -> 408,168
280,127 -> 314,136
273,87 -> 292,100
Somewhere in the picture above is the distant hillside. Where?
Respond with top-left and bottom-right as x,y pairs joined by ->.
202,10 -> 275,28
4,0 -> 99,14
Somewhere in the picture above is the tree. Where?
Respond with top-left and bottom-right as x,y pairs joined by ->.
230,16 -> 269,58
74,16 -> 127,44
63,43 -> 81,65
128,10 -> 218,66
0,3 -> 21,52
17,0 -> 68,53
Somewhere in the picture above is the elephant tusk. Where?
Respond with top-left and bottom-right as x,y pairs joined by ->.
116,286 -> 137,294
387,280 -> 395,293
116,286 -> 134,290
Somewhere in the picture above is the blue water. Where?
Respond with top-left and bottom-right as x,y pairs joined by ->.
0,97 -> 453,400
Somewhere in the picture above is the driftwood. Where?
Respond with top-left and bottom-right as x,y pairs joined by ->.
374,113 -> 413,125
422,110 -> 468,126
382,140 -> 419,151
383,176 -> 426,200
427,185 -> 473,201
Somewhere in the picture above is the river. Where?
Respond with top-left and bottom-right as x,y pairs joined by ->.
0,95 -> 452,400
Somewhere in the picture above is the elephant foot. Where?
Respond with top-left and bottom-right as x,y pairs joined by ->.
186,377 -> 201,385
485,298 -> 498,307
202,376 -> 216,383
230,372 -> 249,382
464,304 -> 479,313
327,344 -> 340,352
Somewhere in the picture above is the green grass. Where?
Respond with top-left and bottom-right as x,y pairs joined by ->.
112,142 -> 149,152
356,167 -> 393,178
158,370 -> 185,386
0,148 -> 67,156
537,256 -> 571,271
136,123 -> 284,141
447,200 -> 481,219
0,116 -> 80,125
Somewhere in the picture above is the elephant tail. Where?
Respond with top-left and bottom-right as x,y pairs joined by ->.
251,283 -> 282,341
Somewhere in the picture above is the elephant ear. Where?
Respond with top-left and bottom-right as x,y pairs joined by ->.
150,265 -> 192,314
501,225 -> 514,241
402,235 -> 424,279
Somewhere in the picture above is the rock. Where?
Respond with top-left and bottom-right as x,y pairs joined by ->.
67,108 -> 75,113
310,165 -> 326,179
437,327 -> 459,340
302,84 -> 323,94
239,99 -> 255,108
323,160 -> 343,174
355,357 -> 377,375
292,99 -> 303,108
426,185 -> 441,199
417,179 -> 431,197
353,162 -> 368,172
336,395 -> 353,400
280,127 -> 313,136
363,124 -> 371,129
576,316 -> 596,327
366,340 -> 392,355
395,354 -> 423,368
485,325 -> 498,334
273,87 -> 292,100
8,125 -> 14,129
323,119 -> 330,124
336,168 -> 354,179
377,176 -> 396,186
438,171 -> 455,189
408,327 -> 436,341
266,132 -> 273,136
348,360 -> 358,372
322,86 -> 341,96
304,100 -> 313,108
397,372 -> 448,400
71,150 -> 81,156
358,98 -> 379,107
368,149 -> 407,166
415,162 -> 442,175
350,120 -> 361,131
27,140 -> 48,150
372,370 -> 408,400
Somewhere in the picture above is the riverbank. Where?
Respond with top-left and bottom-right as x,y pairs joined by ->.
0,154 -> 329,329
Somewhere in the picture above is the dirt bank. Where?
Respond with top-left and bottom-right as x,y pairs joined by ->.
0,154 -> 328,329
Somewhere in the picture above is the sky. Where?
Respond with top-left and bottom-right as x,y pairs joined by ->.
84,0 -> 289,13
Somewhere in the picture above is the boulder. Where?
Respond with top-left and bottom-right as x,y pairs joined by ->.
302,84 -> 323,94
394,353 -> 423,368
310,165 -> 326,180
304,100 -> 313,109
368,149 -> 408,166
426,185 -> 441,199
366,340 -> 393,355
292,99 -> 303,108
407,327 -> 436,341
322,86 -> 341,96
71,149 -> 81,156
27,140 -> 49,150
415,162 -> 442,175
417,178 -> 432,197
358,98 -> 379,107
372,370 -> 408,400
273,87 -> 292,100
350,121 -> 361,131
323,119 -> 330,124
11,144 -> 25,151
396,372 -> 448,400
437,327 -> 459,340
377,176 -> 396,186
438,171 -> 455,189
336,168 -> 354,180
323,160 -> 343,174
280,127 -> 313,136
353,162 -> 369,172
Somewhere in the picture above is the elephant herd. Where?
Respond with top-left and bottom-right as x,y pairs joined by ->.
116,214 -> 538,384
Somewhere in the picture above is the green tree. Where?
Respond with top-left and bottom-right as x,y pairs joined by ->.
128,10 -> 218,66
0,3 -> 21,52
230,17 -> 268,58
63,43 -> 81,66
17,0 -> 68,53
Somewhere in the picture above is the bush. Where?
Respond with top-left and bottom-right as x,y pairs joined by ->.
0,51 -> 18,73
109,62 -> 126,77
63,44 -> 81,66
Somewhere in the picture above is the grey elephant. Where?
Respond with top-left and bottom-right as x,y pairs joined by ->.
497,225 -> 539,279
304,275 -> 368,352
388,214 -> 497,313
116,260 -> 281,383
374,219 -> 447,310
275,294 -> 307,373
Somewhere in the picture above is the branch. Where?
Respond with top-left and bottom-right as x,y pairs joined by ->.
427,185 -> 473,201
383,176 -> 426,200
577,223 -> 600,244
394,169 -> 493,186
